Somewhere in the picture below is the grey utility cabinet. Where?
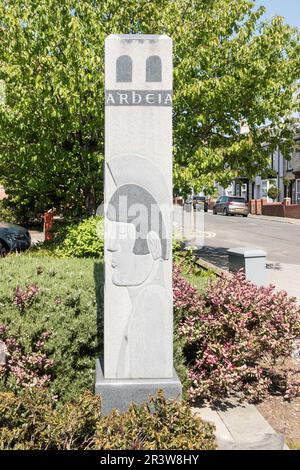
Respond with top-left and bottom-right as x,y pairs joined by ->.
228,248 -> 267,287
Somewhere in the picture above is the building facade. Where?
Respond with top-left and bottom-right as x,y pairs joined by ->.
284,135 -> 300,204
216,136 -> 300,203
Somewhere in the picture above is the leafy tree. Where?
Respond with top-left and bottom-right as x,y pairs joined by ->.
267,185 -> 280,201
171,0 -> 300,196
0,0 -> 299,220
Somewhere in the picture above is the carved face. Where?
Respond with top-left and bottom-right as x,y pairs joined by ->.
107,221 -> 154,286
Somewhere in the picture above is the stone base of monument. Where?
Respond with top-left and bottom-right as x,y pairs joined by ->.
95,359 -> 182,415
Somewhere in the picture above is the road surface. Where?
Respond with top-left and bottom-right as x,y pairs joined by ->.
174,207 -> 300,301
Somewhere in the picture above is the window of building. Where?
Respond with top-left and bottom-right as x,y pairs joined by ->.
261,179 -> 277,202
241,183 -> 247,200
296,179 -> 300,204
235,183 -> 241,197
116,55 -> 132,82
146,55 -> 162,82
286,158 -> 293,171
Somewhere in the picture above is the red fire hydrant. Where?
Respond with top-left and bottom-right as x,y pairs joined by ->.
43,209 -> 54,242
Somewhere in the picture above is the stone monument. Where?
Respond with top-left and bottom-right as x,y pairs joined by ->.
95,34 -> 182,414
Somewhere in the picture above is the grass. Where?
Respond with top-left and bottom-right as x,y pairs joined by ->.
183,269 -> 214,292
179,259 -> 216,293
174,248 -> 217,293
0,253 -> 103,401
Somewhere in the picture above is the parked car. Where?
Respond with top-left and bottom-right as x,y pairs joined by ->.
185,196 -> 208,212
0,222 -> 31,256
213,196 -> 249,217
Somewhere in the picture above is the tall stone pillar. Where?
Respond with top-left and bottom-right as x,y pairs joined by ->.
95,34 -> 181,414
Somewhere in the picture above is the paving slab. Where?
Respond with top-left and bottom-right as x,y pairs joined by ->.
192,405 -> 234,444
267,262 -> 300,302
194,401 -> 287,450
218,401 -> 276,439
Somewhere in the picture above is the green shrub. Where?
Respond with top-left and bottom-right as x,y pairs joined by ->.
54,216 -> 104,259
95,391 -> 215,450
0,255 -> 103,401
174,267 -> 300,402
172,238 -> 184,260
267,186 -> 280,201
0,389 -> 216,450
0,200 -> 18,224
32,216 -> 104,259
0,389 -> 101,450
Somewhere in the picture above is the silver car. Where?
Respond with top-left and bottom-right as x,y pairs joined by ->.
213,196 -> 249,217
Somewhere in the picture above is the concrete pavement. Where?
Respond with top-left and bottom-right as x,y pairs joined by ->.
193,401 -> 286,450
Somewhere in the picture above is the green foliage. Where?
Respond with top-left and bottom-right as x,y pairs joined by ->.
0,389 -> 216,450
0,255 -> 103,401
0,389 -> 101,450
267,185 -> 280,201
174,269 -> 300,402
0,201 -> 18,224
172,238 -> 185,262
172,242 -> 216,292
53,216 -> 104,259
183,269 -> 215,294
172,1 -> 300,196
283,177 -> 292,188
31,216 -> 104,259
0,0 -> 299,217
94,391 -> 216,450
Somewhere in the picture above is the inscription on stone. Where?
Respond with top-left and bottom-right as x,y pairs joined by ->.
105,89 -> 172,106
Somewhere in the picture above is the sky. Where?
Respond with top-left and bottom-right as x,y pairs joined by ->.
255,0 -> 300,30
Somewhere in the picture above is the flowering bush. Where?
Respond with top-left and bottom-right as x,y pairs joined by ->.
0,325 -> 53,390
14,284 -> 40,313
173,266 -> 300,402
173,264 -> 206,316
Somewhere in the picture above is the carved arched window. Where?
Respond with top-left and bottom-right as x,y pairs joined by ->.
146,55 -> 162,82
116,55 -> 132,82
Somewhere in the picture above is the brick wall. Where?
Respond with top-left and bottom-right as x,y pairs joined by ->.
284,204 -> 300,219
261,201 -> 300,219
262,202 -> 285,218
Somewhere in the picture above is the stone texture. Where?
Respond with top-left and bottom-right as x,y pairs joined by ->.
95,359 -> 182,415
102,34 -> 174,381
